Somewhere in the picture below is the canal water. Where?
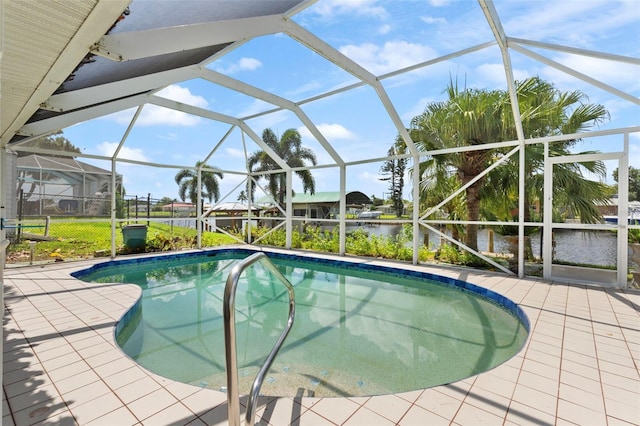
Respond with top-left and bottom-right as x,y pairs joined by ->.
357,224 -> 620,268
168,218 -> 623,267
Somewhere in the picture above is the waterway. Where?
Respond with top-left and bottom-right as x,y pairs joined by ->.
362,224 -> 620,267
166,218 -> 623,268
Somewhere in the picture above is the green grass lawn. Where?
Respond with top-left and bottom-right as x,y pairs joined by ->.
6,221 -> 238,263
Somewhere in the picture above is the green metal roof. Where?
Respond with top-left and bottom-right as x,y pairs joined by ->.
291,191 -> 340,203
256,191 -> 371,205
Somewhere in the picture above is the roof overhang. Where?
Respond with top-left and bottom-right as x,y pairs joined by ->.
1,0 -> 312,146
1,0 -> 131,145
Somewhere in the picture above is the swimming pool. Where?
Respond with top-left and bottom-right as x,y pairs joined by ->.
74,248 -> 529,398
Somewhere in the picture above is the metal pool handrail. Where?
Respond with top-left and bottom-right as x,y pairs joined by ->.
223,252 -> 296,426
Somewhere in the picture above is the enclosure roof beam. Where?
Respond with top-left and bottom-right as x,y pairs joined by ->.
508,38 -> 640,66
148,95 -> 290,171
202,125 -> 237,166
113,106 -> 145,162
91,14 -> 286,61
379,41 -> 496,80
479,0 -> 525,139
479,0 -> 507,50
17,93 -> 152,139
0,0 -> 131,145
482,0 -> 529,278
282,20 -> 420,157
199,69 -> 344,166
40,66 -> 199,112
283,20 -> 377,86
511,44 -> 640,106
226,41 -> 497,131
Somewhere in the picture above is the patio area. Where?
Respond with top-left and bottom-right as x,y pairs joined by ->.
2,251 -> 639,425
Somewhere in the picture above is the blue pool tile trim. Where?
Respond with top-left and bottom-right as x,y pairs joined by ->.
114,296 -> 141,336
73,247 -> 530,333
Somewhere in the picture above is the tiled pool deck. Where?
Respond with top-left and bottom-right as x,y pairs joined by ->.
2,249 -> 639,425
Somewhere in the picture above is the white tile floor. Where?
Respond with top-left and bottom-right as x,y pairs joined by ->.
2,252 -> 639,425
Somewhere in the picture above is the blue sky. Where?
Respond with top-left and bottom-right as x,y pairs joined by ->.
62,0 -> 640,203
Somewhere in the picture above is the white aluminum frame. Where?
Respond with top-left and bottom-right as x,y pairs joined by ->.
2,0 -> 638,289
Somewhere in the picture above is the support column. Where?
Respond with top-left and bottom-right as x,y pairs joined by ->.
542,142 -> 552,280
197,167 -> 202,249
285,171 -> 292,249
110,159 -> 117,258
247,177 -> 253,244
617,134 -> 630,288
339,166 -> 346,255
412,156 -> 420,264
518,144 -> 526,277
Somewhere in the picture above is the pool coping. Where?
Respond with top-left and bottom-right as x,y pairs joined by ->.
3,245 -> 640,425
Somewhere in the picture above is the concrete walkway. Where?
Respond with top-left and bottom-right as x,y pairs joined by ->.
2,254 -> 639,425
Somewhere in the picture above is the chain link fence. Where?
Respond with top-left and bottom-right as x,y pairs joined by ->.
4,192 -> 239,265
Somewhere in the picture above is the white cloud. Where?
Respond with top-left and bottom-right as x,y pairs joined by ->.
299,123 -> 356,141
420,16 -> 447,25
312,0 -> 387,19
158,132 -> 179,140
339,41 -> 437,75
215,57 -> 263,75
137,106 -> 203,127
285,80 -> 324,98
378,24 -> 391,35
427,0 -> 452,6
500,1 -> 639,49
156,85 -> 209,107
402,96 -> 434,122
95,141 -> 149,162
237,99 -> 277,118
219,173 -> 246,187
541,54 -> 640,94
475,63 -> 532,89
244,110 -> 291,135
225,148 -> 245,158
108,85 -> 209,127
356,171 -> 387,194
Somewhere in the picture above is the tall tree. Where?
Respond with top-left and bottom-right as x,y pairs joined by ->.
411,81 -> 505,251
17,131 -> 81,158
495,77 -> 610,224
411,76 -> 610,251
175,161 -> 223,204
237,190 -> 248,203
247,128 -> 317,208
379,136 -> 407,217
613,166 -> 640,202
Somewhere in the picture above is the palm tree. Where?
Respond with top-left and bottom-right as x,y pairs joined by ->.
411,76 -> 610,252
175,161 -> 223,204
247,128 -> 317,208
411,81 -> 506,251
494,76 -> 610,224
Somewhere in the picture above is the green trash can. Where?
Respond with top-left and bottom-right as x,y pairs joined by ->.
122,224 -> 147,251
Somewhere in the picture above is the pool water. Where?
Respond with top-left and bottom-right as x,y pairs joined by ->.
76,250 -> 528,397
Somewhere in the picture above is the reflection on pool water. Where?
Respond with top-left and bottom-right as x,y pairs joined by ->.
74,249 -> 529,397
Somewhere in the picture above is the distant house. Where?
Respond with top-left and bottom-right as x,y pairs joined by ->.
378,203 -> 409,216
202,202 -> 261,231
203,202 -> 260,217
598,196 -> 640,224
15,153 -> 122,216
161,202 -> 196,214
256,191 -> 372,218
